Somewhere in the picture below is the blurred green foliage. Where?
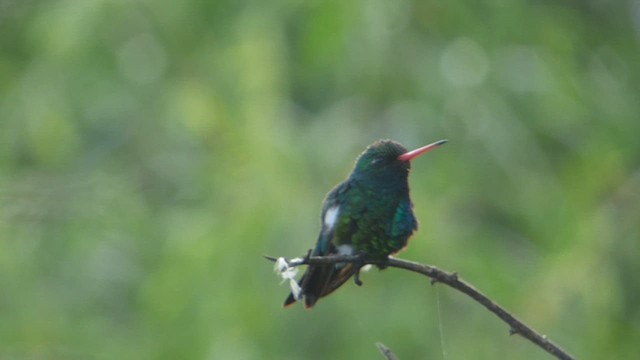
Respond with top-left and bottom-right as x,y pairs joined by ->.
1,0 -> 639,359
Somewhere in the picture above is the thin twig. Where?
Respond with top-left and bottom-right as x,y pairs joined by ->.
266,254 -> 575,360
376,342 -> 399,360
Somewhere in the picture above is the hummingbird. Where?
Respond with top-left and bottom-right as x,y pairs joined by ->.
284,138 -> 447,308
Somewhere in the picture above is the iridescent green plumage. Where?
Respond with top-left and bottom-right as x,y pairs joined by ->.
284,139 -> 445,308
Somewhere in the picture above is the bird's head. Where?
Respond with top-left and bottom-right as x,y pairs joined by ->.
352,139 -> 447,183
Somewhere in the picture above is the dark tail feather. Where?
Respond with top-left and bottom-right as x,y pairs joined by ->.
283,292 -> 298,307
283,264 -> 359,308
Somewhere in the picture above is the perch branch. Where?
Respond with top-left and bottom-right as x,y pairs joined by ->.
265,254 -> 574,360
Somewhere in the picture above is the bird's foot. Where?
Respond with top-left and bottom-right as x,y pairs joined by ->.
353,253 -> 367,286
354,269 -> 363,286
376,256 -> 390,270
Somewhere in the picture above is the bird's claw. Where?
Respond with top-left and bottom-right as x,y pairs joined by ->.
353,254 -> 367,286
354,269 -> 363,286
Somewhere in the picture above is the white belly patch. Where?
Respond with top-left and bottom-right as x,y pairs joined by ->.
336,244 -> 353,255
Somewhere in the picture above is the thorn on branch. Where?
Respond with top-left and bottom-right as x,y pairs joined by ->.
430,272 -> 457,285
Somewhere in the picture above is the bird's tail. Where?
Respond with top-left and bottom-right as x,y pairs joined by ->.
284,263 -> 358,308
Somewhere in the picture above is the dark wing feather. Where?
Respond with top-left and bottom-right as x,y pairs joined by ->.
283,181 -> 362,308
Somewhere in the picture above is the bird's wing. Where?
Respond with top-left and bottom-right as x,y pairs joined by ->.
284,181 -> 363,308
313,181 -> 351,255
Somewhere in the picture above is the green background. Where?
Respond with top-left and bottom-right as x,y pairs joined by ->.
1,0 -> 639,359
